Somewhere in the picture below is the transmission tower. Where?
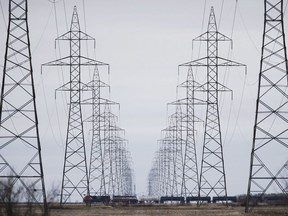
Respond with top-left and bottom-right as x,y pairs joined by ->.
246,0 -> 288,212
101,103 -> 122,195
180,7 -> 245,202
42,6 -> 107,204
148,106 -> 187,199
170,106 -> 185,196
82,66 -> 110,196
0,0 -> 47,214
148,160 -> 160,197
172,66 -> 205,200
157,123 -> 173,197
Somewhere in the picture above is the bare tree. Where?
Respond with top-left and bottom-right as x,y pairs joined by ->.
46,182 -> 60,214
0,177 -> 23,216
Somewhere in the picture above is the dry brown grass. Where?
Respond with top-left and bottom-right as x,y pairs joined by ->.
1,203 -> 288,215
46,204 -> 288,216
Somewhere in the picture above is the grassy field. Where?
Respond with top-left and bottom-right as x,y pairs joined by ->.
1,203 -> 288,215
47,204 -> 288,216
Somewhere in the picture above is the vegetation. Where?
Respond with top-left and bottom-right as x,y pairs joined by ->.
0,177 -> 60,216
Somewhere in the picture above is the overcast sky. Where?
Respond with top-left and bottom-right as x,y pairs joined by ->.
0,0 -> 287,198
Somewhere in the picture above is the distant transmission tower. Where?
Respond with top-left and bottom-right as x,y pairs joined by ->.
82,65 -> 109,196
42,6 -> 107,204
246,0 -> 288,212
173,66 -> 204,200
0,0 -> 47,214
181,7 -> 245,202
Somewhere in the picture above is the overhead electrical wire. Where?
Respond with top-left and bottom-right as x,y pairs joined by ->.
222,1 -> 250,148
219,0 -> 238,111
40,73 -> 63,148
193,0 -> 207,64
63,0 -> 69,32
190,0 -> 207,133
216,0 -> 247,148
225,0 -> 288,147
40,0 -> 71,147
52,0 -> 68,145
52,0 -> 69,112
31,8 -> 53,55
0,1 -> 6,28
32,2 -> 66,148
80,0 -> 100,145
218,0 -> 225,30
226,74 -> 248,145
28,3 -> 64,148
0,1 -> 7,69
0,1 -> 55,149
238,8 -> 260,54
82,0 -> 93,81
230,0 -> 238,39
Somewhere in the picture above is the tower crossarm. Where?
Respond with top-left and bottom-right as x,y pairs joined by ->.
180,57 -> 246,69
42,56 -> 108,68
192,31 -> 232,43
168,98 -> 206,106
56,30 -> 95,42
82,80 -> 110,91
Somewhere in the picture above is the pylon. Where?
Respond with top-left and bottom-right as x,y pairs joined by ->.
246,0 -> 288,212
0,0 -> 47,214
181,7 -> 246,203
173,66 -> 205,199
42,6 -> 107,204
81,66 -> 110,196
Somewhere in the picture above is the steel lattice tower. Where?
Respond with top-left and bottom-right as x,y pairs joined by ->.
102,103 -> 121,195
82,66 -> 109,196
82,57 -> 134,198
246,0 -> 288,212
174,66 -> 204,199
159,124 -> 173,197
181,7 -> 245,201
42,6 -> 107,204
181,69 -> 203,199
157,107 -> 185,197
0,0 -> 47,214
171,106 -> 184,196
148,161 -> 159,197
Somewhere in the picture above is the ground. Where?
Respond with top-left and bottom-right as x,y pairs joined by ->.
47,204 -> 288,216
1,203 -> 288,216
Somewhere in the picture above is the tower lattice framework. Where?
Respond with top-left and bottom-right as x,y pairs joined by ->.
181,7 -> 245,201
0,0 -> 47,214
246,0 -> 288,212
82,67 -> 134,197
42,6 -> 107,204
148,68 -> 204,199
173,66 -> 204,199
82,66 -> 110,196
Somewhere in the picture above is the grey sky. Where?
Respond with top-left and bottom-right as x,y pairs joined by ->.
0,0 -> 286,198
